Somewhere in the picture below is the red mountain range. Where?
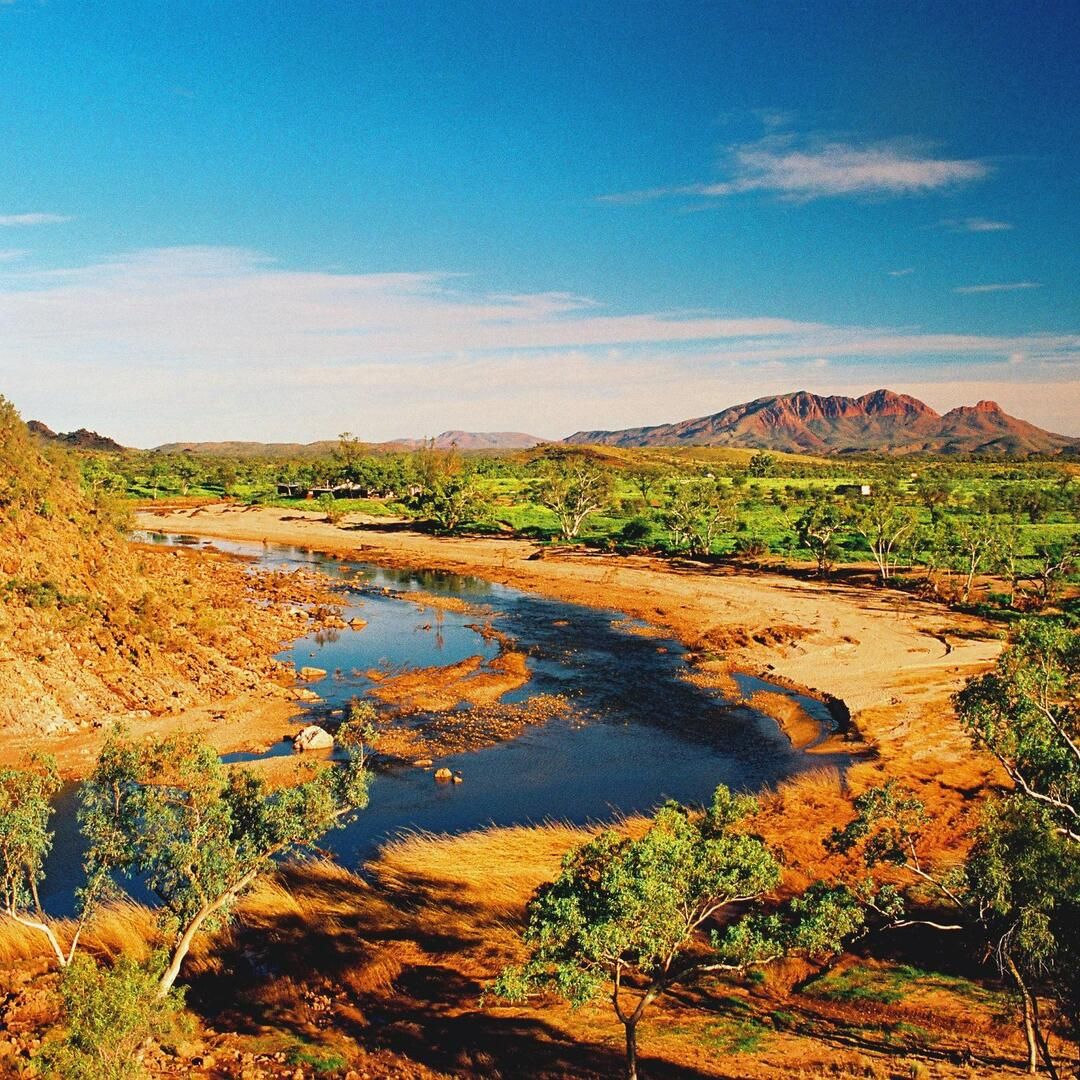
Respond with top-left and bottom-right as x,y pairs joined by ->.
564,390 -> 1076,456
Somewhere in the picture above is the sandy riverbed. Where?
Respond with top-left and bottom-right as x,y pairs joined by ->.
136,503 -> 1004,800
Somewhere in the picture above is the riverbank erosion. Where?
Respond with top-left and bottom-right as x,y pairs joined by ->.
137,504 -> 1003,799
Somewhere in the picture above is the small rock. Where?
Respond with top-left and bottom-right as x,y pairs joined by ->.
294,725 -> 334,751
349,617 -> 368,630
298,666 -> 327,681
434,767 -> 453,781
412,758 -> 434,768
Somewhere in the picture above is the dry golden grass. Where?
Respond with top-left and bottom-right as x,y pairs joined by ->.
373,821 -> 595,921
0,901 -> 161,968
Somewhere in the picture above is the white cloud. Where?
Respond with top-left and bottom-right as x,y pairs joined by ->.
888,268 -> 915,277
1,246 -> 1076,443
602,135 -> 988,204
0,212 -> 73,226
942,217 -> 1014,232
954,282 -> 1043,294
0,249 -> 25,262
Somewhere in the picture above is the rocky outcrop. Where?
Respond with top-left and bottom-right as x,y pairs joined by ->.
293,725 -> 334,751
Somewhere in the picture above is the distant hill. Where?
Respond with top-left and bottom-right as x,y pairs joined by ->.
27,420 -> 126,453
389,431 -> 545,451
153,430 -> 544,456
564,389 -> 1078,456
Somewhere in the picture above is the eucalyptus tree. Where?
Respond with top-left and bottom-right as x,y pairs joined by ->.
627,463 -> 663,506
661,478 -> 738,557
413,471 -> 491,533
494,785 -> 863,1080
847,494 -> 919,583
80,727 -> 370,996
1030,535 -> 1080,609
0,755 -> 71,965
794,495 -> 846,576
829,623 -> 1080,1077
533,458 -> 614,539
943,513 -> 1006,604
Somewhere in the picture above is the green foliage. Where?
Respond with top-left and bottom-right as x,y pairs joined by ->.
494,785 -> 860,1077
957,619 -> 1079,841
794,497 -> 845,575
618,514 -> 655,546
941,513 -> 1007,603
531,458 -> 614,539
747,452 -> 777,478
827,781 -> 930,869
37,953 -> 187,1080
847,494 -> 918,582
79,727 -> 369,993
661,478 -> 738,556
956,621 -> 1080,1043
316,492 -> 344,524
0,755 -> 60,916
286,1044 -> 349,1074
828,625 -> 1080,1073
495,790 -> 779,1002
413,472 -> 491,533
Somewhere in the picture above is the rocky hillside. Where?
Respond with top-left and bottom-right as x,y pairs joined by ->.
27,420 -> 126,452
0,397 -> 329,742
565,389 -> 1077,455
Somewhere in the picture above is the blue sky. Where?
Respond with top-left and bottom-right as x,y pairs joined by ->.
1,0 -> 1077,443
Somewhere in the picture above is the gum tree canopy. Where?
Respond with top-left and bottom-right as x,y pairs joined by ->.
80,727 -> 370,996
494,786 -> 863,1080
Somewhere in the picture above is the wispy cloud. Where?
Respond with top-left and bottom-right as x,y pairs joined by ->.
601,134 -> 988,204
1,246 -> 1075,443
0,249 -> 25,262
888,268 -> 915,277
0,212 -> 73,226
942,217 -> 1014,232
954,281 -> 1042,294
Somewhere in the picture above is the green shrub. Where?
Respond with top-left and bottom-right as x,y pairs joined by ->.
37,953 -> 188,1080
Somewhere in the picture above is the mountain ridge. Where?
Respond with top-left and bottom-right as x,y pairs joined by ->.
151,430 -> 545,456
564,389 -> 1077,456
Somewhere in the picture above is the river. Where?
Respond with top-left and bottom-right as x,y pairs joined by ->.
42,533 -> 843,913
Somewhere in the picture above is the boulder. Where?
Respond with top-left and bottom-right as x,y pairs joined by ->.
293,725 -> 334,751
298,666 -> 327,682
433,767 -> 453,781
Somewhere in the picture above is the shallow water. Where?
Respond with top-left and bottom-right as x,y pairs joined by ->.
42,532 -> 842,913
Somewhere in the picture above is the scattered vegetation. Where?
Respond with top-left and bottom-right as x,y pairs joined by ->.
0,728 -> 369,1074
76,428 -> 1078,617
